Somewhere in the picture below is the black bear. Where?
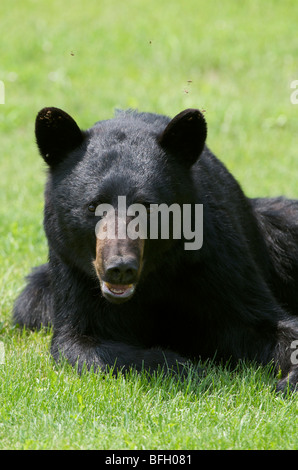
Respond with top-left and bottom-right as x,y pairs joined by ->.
13,106 -> 298,392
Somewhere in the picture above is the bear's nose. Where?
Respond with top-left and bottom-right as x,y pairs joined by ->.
105,256 -> 139,285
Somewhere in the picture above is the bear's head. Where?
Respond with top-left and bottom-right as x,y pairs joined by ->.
35,107 -> 207,304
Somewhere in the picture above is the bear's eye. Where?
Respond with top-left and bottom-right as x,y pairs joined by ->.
88,203 -> 97,213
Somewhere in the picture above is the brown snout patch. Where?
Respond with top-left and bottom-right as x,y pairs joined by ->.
93,235 -> 107,282
93,217 -> 145,303
93,236 -> 145,280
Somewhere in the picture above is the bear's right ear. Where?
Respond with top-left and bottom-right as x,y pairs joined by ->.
158,109 -> 207,167
35,107 -> 85,167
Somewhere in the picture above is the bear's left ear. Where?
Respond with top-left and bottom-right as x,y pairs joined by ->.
35,107 -> 85,167
158,109 -> 207,167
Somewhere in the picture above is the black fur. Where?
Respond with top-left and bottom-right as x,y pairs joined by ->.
13,107 -> 298,392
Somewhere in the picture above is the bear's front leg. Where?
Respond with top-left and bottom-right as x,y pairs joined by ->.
50,329 -> 189,376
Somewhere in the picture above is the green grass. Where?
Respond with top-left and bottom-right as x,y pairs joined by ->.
2,329 -> 298,450
1,0 -> 298,450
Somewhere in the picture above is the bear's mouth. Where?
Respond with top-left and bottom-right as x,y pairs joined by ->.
101,281 -> 136,304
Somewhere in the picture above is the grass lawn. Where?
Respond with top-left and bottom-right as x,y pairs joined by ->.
1,0 -> 298,450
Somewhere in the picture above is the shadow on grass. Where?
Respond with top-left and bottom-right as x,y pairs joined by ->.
76,355 -> 280,402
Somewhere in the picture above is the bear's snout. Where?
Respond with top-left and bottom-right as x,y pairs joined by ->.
93,235 -> 144,304
105,256 -> 139,285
